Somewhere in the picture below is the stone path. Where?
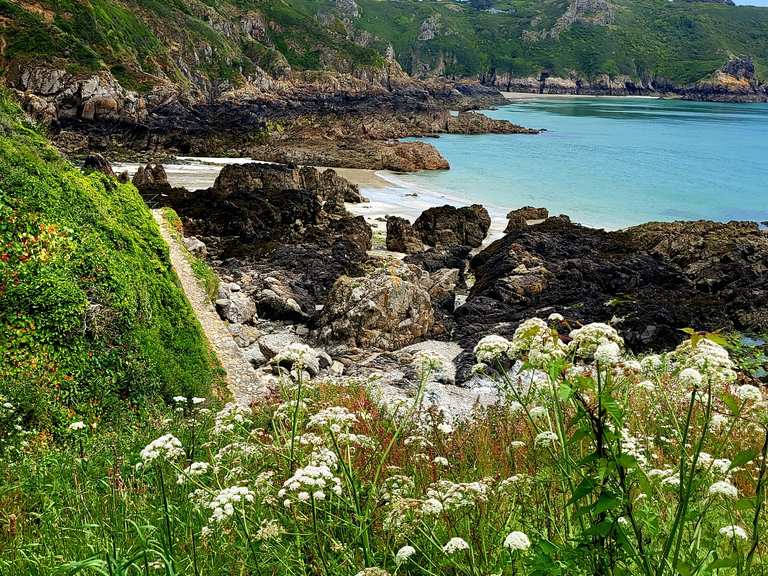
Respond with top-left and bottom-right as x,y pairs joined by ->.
152,210 -> 266,406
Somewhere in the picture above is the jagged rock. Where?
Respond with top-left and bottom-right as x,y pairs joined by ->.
413,204 -> 491,248
183,236 -> 207,256
456,217 -> 768,372
242,344 -> 267,368
404,245 -> 472,274
82,154 -> 115,177
421,268 -> 460,301
258,332 -> 304,360
386,216 -> 424,253
216,283 -> 257,324
505,207 -> 549,232
317,259 -> 434,351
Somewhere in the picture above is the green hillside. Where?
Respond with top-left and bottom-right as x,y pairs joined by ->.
295,0 -> 768,84
0,91 -> 220,433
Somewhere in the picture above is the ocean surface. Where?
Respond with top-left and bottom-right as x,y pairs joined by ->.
391,97 -> 768,230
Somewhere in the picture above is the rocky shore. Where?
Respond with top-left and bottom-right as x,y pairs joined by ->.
12,66 -> 537,172
487,58 -> 768,103
123,158 -> 767,412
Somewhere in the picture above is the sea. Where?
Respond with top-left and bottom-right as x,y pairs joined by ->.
389,97 -> 768,230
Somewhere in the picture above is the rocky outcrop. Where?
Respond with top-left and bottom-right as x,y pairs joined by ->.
386,216 -> 424,253
456,217 -> 768,365
686,58 -> 765,102
317,259 -> 434,351
413,204 -> 491,249
82,154 -> 115,177
505,206 -> 549,232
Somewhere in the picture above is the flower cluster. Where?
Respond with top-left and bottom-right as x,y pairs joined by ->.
278,465 -> 342,507
206,486 -> 255,523
509,318 -> 567,367
213,402 -> 251,435
568,323 -> 624,360
139,434 -> 184,465
426,480 -> 489,512
307,406 -> 358,433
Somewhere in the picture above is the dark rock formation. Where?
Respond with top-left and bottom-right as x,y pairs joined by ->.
82,154 -> 115,177
455,217 -> 768,378
505,206 -> 550,232
413,204 -> 491,248
386,216 -> 424,253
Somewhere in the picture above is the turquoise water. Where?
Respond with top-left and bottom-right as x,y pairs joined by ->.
396,98 -> 768,229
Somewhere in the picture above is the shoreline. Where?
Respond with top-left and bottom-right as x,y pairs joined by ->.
502,91 -> 662,101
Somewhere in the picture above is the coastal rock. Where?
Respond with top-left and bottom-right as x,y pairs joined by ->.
413,204 -> 491,248
82,154 -> 115,177
505,206 -> 549,232
386,216 -> 424,253
317,259 -> 434,351
183,236 -> 207,257
456,217 -> 768,370
216,284 -> 257,324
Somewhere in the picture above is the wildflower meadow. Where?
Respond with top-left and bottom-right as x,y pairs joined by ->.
2,317 -> 767,575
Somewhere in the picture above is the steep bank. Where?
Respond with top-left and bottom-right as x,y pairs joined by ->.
0,93 -> 220,431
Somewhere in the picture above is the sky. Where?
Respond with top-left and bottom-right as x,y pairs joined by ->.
735,0 -> 768,5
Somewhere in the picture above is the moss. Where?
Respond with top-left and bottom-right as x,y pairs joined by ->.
0,92 -> 221,433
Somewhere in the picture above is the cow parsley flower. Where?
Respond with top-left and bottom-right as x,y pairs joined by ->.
139,434 -> 184,465
594,341 -> 622,365
535,431 -> 558,447
503,531 -> 531,551
68,421 -> 86,431
278,465 -> 342,506
307,406 -> 357,433
474,335 -> 511,363
719,525 -> 748,540
678,368 -> 703,388
177,462 -> 210,485
442,537 -> 470,554
395,545 -> 416,564
708,480 -> 738,499
272,343 -> 318,369
213,402 -> 251,435
426,480 -> 489,511
255,519 -> 284,541
568,323 -> 624,360
735,384 -> 762,403
421,498 -> 443,515
437,422 -> 454,434
206,486 -> 255,523
548,313 -> 564,322
413,350 -> 444,376
529,406 -> 548,420
433,456 -> 449,467
509,318 -> 567,367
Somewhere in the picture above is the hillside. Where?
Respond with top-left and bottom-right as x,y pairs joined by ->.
2,0 -> 768,98
0,91 -> 220,432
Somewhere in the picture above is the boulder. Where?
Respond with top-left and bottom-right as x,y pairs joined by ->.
82,154 -> 115,177
216,283 -> 257,324
386,216 -> 424,253
258,332 -> 303,360
317,259 -> 434,351
183,236 -> 207,257
413,204 -> 491,248
504,206 -> 549,232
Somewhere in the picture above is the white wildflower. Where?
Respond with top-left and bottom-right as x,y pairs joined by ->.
139,434 -> 184,465
395,545 -> 416,564
433,456 -> 449,467
509,318 -> 567,367
307,406 -> 357,433
735,384 -> 762,403
713,458 -> 732,474
568,323 -> 624,360
278,465 -> 342,506
255,519 -> 284,541
535,431 -> 558,447
719,525 -> 748,540
442,537 -> 470,555
68,421 -> 86,431
421,498 -> 443,515
206,486 -> 255,523
177,462 -> 209,485
503,531 -> 531,551
678,368 -> 703,388
437,422 -> 454,434
474,335 -> 511,363
548,313 -> 564,322
213,402 -> 251,435
529,406 -> 548,420
708,480 -> 738,499
414,350 -> 445,376
595,341 -> 622,365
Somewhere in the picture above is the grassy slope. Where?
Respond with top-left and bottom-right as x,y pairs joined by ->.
0,91 -> 221,432
297,0 -> 768,83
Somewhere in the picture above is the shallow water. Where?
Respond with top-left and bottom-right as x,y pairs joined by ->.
395,98 -> 768,229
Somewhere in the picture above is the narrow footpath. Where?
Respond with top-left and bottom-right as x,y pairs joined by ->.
152,209 -> 266,406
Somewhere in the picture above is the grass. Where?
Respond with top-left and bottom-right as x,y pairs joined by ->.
0,91 -> 221,433
1,319 -> 767,574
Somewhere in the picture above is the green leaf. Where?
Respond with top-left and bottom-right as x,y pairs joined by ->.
558,383 -> 573,402
594,493 -> 622,514
732,449 -> 757,468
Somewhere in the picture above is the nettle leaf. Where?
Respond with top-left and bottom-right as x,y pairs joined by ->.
732,449 -> 757,468
568,477 -> 597,505
593,493 -> 622,514
735,496 -> 757,511
723,395 -> 740,414
601,394 -> 624,423
558,383 -> 573,402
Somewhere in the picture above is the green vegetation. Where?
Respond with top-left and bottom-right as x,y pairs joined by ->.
297,0 -> 768,83
0,91 -> 220,434
2,320 -> 767,574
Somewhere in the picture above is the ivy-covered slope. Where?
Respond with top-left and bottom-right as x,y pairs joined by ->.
0,92 -> 220,431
